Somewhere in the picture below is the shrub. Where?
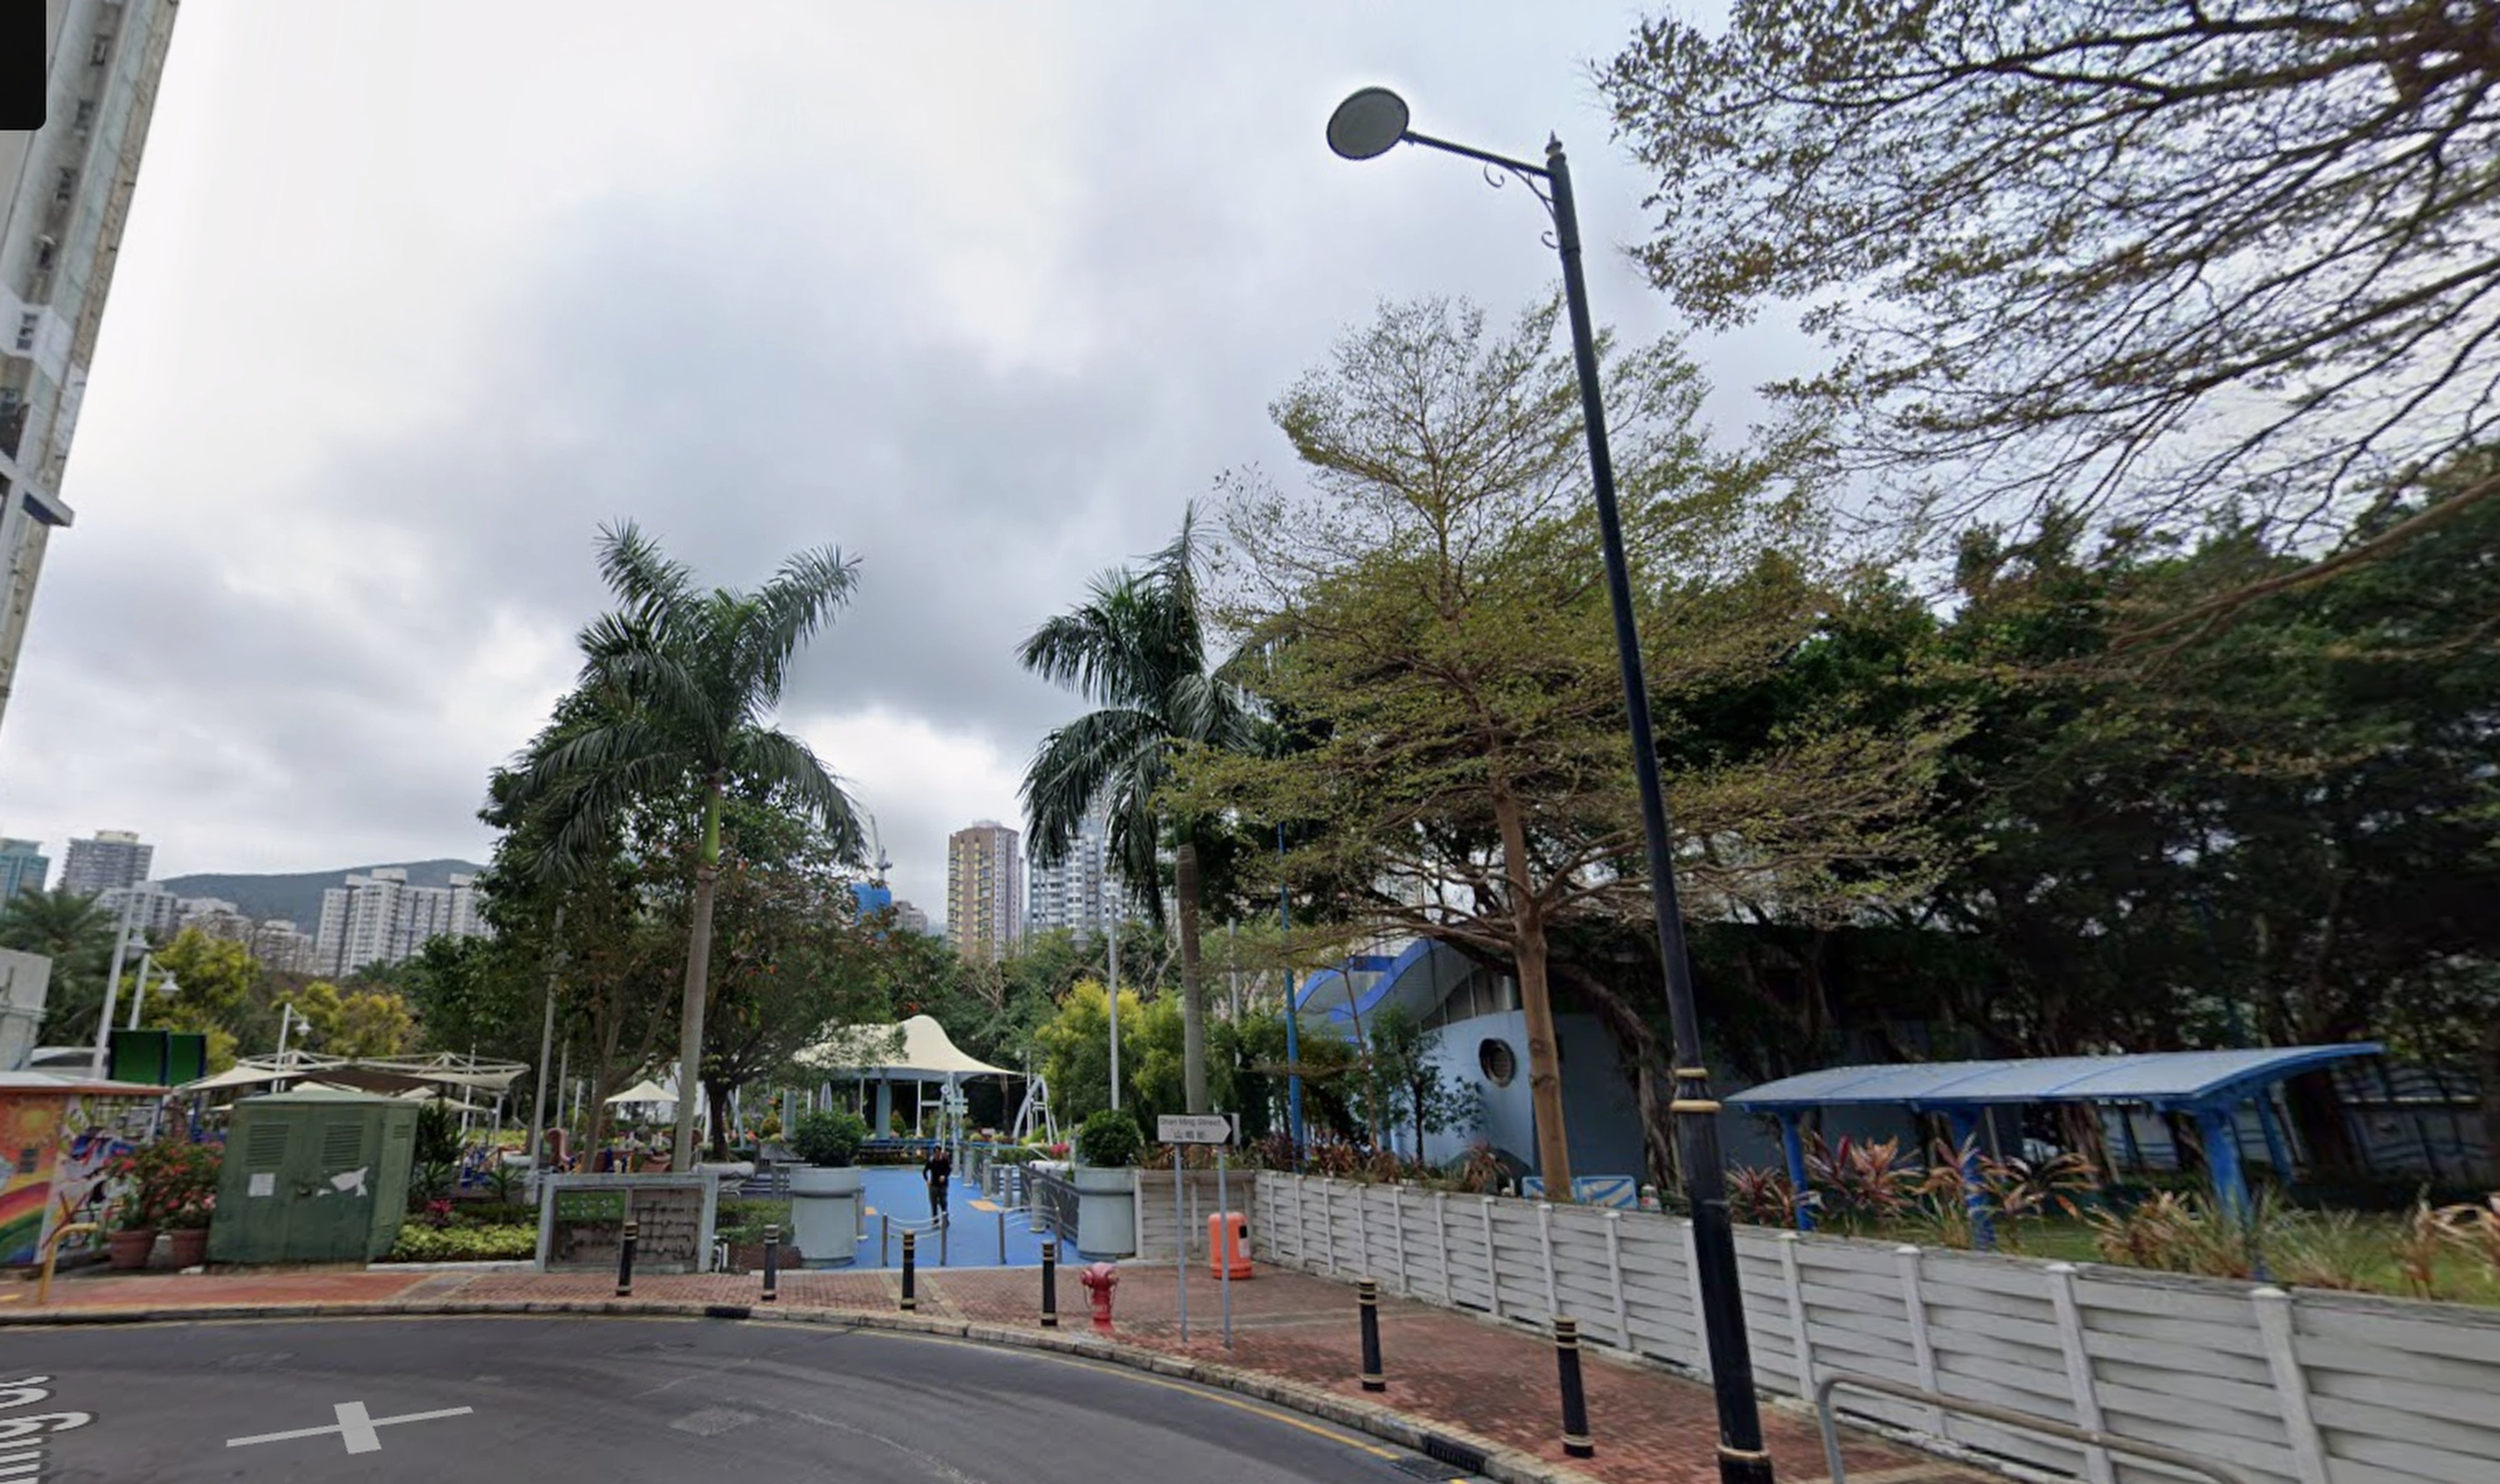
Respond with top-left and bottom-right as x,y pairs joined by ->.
1726,1165 -> 1813,1227
1805,1134 -> 1920,1226
457,1200 -> 538,1226
993,1146 -> 1044,1166
407,1159 -> 456,1207
791,1109 -> 868,1168
383,1223 -> 538,1262
413,1101 -> 462,1166
1074,1110 -> 1143,1168
2442,1193 -> 2500,1280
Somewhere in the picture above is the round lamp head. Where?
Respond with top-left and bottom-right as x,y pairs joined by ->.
1327,87 -> 1410,161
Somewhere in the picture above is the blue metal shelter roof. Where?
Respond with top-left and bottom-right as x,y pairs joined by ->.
1725,1044 -> 2383,1114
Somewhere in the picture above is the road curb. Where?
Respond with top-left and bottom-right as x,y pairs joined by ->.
0,1298 -> 1606,1484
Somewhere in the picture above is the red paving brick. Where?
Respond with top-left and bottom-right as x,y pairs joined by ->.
4,1260 -> 1980,1484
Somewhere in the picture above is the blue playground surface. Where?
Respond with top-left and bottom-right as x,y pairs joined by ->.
849,1165 -> 1051,1269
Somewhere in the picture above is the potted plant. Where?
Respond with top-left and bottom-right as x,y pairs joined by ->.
104,1192 -> 158,1269
103,1137 -> 212,1270
159,1140 -> 221,1269
786,1109 -> 868,1269
1072,1109 -> 1142,1258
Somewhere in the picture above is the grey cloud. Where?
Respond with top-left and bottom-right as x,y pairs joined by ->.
6,0 -> 1778,880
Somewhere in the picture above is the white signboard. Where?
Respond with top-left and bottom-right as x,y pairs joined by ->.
1157,1114 -> 1234,1146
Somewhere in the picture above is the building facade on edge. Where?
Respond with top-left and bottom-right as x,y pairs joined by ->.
0,1 -> 181,734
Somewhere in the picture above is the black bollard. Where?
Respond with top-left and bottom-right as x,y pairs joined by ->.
1041,1238 -> 1059,1328
761,1223 -> 780,1303
901,1229 -> 917,1311
616,1217 -> 639,1298
1554,1316 -> 1593,1459
1358,1278 -> 1385,1392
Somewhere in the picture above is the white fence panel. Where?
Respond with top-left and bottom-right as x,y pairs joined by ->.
1247,1172 -> 2500,1484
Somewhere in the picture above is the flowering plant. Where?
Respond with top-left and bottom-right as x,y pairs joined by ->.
107,1137 -> 222,1231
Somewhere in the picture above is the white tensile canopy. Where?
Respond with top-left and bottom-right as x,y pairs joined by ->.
794,1015 -> 1013,1080
175,1051 -> 529,1098
604,1077 -> 676,1107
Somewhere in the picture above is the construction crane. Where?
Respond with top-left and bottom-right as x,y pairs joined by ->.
867,813 -> 891,886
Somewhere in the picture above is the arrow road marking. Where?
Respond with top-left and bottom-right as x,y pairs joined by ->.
227,1401 -> 474,1454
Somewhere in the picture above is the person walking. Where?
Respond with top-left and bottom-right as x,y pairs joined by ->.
922,1144 -> 953,1221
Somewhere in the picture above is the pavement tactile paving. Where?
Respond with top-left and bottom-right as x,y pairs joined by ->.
9,1259 -> 1989,1484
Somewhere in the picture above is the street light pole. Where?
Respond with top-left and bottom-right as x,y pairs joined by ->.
89,893 -> 141,1081
1327,88 -> 1774,1484
526,904 -> 567,1204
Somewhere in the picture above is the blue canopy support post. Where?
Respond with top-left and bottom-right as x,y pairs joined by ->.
2256,1091 -> 2294,1184
1778,1113 -> 1814,1232
1944,1108 -> 1994,1251
2194,1102 -> 2251,1222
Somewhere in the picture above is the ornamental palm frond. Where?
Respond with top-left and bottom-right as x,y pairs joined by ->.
1018,503 -> 1263,1113
505,519 -> 868,1160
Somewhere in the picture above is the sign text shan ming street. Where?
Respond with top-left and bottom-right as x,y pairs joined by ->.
1156,1115 -> 1234,1146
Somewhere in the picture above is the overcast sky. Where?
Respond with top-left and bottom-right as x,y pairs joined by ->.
0,0 -> 1788,925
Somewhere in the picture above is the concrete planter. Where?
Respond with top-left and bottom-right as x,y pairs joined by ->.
1073,1166 -> 1136,1258
787,1165 -> 861,1269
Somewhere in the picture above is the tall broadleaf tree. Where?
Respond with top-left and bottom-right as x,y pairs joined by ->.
1018,508 -> 1263,1115
509,521 -> 868,1163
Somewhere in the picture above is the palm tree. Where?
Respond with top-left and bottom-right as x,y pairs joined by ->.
1019,506 -> 1260,1115
510,521 -> 868,1164
0,885 -> 120,1043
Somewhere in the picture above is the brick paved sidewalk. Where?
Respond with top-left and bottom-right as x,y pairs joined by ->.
4,1259 -> 1986,1484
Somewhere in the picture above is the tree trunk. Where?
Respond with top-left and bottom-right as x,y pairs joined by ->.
2481,1015 -> 2500,1187
1492,786 -> 1572,1197
671,783 -> 725,1167
707,1080 -> 735,1161
2284,1068 -> 2359,1173
1555,960 -> 1680,1195
1176,838 -> 1209,1115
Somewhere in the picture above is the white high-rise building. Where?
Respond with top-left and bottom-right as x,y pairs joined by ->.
95,878 -> 176,935
891,899 -> 929,936
0,2 -> 181,733
314,868 -> 488,976
1027,803 -> 1111,944
60,827 -> 149,895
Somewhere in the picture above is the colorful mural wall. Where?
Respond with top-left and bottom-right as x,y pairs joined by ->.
0,1093 -> 66,1265
0,1091 -> 153,1265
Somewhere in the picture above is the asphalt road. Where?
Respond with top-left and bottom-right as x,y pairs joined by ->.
7,1316 -> 1461,1483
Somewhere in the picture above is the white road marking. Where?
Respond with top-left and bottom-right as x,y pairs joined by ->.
225,1402 -> 474,1453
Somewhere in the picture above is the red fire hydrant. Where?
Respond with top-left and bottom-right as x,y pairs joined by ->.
1080,1261 -> 1119,1333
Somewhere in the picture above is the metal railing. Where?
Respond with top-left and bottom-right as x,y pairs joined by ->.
1028,1168 -> 1079,1244
1814,1371 -> 2255,1484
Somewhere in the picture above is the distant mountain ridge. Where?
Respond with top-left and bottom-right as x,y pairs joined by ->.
153,859 -> 488,934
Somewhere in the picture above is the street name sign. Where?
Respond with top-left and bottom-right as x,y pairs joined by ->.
1157,1114 -> 1234,1145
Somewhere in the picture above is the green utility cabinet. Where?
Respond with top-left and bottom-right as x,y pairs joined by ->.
208,1088 -> 419,1264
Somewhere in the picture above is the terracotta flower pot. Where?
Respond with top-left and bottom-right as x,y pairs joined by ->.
166,1226 -> 210,1269
106,1228 -> 158,1270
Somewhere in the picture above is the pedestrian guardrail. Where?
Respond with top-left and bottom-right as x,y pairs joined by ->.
1814,1371 -> 2255,1484
1027,1168 -> 1079,1245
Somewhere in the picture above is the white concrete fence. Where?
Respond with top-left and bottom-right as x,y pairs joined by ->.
1252,1170 -> 2500,1484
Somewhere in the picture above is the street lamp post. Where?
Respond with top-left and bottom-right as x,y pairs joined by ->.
89,893 -> 143,1081
1327,88 -> 1775,1484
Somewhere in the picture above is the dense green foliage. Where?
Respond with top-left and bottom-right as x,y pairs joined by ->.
1074,1109 -> 1145,1168
790,1109 -> 868,1168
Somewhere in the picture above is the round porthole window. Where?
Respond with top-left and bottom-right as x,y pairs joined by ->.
1478,1038 -> 1518,1087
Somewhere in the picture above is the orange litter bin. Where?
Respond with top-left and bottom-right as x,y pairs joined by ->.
1208,1211 -> 1254,1279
